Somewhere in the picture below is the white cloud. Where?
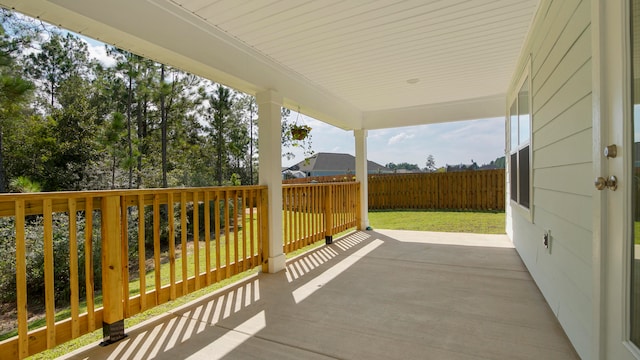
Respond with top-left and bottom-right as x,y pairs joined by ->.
82,39 -> 117,68
388,132 -> 415,145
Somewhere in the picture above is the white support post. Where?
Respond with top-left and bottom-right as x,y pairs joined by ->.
257,90 -> 286,273
354,129 -> 370,230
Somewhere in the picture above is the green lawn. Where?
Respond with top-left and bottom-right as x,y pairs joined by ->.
368,210 -> 505,234
129,222 -> 261,297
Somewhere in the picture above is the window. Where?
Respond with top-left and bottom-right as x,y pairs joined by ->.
509,71 -> 531,210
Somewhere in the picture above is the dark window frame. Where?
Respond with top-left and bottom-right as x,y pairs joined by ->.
509,62 -> 532,213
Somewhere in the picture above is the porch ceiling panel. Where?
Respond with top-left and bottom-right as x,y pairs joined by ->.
1,0 -> 538,130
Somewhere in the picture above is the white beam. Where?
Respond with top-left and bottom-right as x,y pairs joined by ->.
362,94 -> 506,130
256,90 -> 285,274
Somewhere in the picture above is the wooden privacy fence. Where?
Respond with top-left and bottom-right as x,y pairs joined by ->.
368,170 -> 505,211
0,186 -> 268,360
282,182 -> 360,253
285,170 -> 505,211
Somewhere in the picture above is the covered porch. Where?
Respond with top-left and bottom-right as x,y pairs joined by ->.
0,1 -> 582,358
59,230 -> 578,360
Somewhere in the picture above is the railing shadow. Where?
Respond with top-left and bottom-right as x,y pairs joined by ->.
61,230 -> 578,360
61,231 -> 375,360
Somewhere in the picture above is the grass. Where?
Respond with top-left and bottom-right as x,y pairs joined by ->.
129,220 -> 261,297
368,210 -> 505,234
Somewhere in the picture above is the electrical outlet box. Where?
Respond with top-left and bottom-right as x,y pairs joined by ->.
543,229 -> 551,252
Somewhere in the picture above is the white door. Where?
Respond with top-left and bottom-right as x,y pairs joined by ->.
599,1 -> 640,359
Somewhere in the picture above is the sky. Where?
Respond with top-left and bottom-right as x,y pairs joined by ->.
283,114 -> 506,169
80,36 -> 506,170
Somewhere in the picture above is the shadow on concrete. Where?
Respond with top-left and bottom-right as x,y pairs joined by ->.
62,230 -> 579,360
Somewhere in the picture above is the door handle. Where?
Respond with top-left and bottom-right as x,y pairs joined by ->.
595,176 -> 617,191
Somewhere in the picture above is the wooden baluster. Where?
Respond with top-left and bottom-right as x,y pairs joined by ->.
193,191 -> 200,290
137,194 -> 146,311
153,194 -> 161,302
225,191 -> 231,279
120,197 -> 129,318
249,190 -> 255,267
168,192 -> 176,300
43,199 -> 55,349
214,191 -> 222,282
85,196 -> 95,331
68,199 -> 80,338
204,191 -> 211,285
15,200 -> 28,359
233,190 -> 239,275
241,189 -> 247,271
181,192 -> 188,296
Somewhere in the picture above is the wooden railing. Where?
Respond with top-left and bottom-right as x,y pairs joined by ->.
0,186 -> 268,360
282,182 -> 360,253
368,170 -> 504,211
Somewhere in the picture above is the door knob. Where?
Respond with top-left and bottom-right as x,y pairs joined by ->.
595,176 -> 617,191
604,144 -> 617,158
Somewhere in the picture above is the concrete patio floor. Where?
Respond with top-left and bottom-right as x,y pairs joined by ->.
60,230 -> 579,360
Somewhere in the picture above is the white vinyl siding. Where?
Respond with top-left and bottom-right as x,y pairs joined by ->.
506,0 -> 592,358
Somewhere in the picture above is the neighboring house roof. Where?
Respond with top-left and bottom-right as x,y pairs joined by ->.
282,170 -> 306,179
285,153 -> 389,173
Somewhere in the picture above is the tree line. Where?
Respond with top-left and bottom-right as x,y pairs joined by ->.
386,154 -> 505,173
0,10 -> 311,193
0,10 -> 317,322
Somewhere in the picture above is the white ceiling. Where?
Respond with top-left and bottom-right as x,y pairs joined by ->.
0,0 -> 539,130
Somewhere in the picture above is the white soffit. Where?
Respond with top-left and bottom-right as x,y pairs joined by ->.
1,0 -> 538,130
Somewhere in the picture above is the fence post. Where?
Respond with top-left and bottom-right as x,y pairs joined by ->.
100,195 -> 126,345
325,185 -> 334,244
355,183 -> 362,230
261,188 -> 271,273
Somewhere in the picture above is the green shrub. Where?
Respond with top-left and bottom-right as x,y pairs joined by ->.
0,212 -> 102,305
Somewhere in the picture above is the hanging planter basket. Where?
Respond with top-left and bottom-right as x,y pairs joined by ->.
291,124 -> 311,140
